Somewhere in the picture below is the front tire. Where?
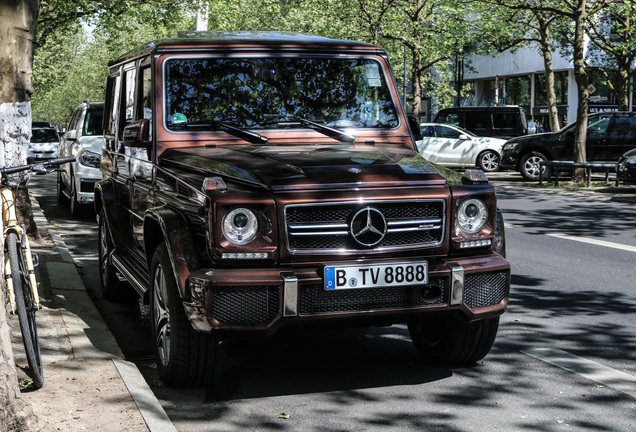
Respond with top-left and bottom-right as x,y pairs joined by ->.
477,150 -> 500,172
7,232 -> 44,388
408,315 -> 500,365
69,174 -> 85,218
98,209 -> 129,301
150,243 -> 226,387
520,151 -> 548,181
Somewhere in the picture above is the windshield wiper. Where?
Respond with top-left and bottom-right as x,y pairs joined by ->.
294,118 -> 355,142
262,118 -> 355,142
209,120 -> 268,144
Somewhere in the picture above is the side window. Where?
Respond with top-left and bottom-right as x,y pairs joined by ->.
465,112 -> 489,130
435,125 -> 461,139
123,67 -> 137,126
141,66 -> 152,141
423,125 -> 435,137
611,116 -> 635,136
438,113 -> 459,126
492,113 -> 518,129
141,67 -> 152,119
588,117 -> 610,135
106,74 -> 121,137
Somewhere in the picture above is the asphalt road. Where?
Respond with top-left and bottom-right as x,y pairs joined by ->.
30,172 -> 636,431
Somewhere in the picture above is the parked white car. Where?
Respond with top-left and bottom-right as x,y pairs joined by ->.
416,123 -> 507,172
28,128 -> 60,162
57,101 -> 104,217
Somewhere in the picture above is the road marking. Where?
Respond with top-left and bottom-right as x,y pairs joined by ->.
547,233 -> 636,253
522,348 -> 636,398
504,222 -> 517,229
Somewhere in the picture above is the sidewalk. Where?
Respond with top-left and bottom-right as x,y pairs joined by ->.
488,170 -> 636,198
10,197 -> 176,432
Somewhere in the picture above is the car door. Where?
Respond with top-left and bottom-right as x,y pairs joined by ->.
128,63 -> 155,256
103,65 -> 136,252
433,125 -> 471,166
585,115 -> 612,161
416,125 -> 437,161
604,115 -> 636,161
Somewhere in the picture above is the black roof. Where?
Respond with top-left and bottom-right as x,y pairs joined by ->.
109,31 -> 383,67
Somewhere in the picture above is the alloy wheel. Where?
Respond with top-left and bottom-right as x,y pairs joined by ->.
153,263 -> 171,368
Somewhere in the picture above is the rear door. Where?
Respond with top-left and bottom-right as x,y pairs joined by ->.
604,115 -> 636,161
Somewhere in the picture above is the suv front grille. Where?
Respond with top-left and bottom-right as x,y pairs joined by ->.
463,271 -> 508,309
211,286 -> 279,325
300,278 -> 445,315
285,200 -> 445,253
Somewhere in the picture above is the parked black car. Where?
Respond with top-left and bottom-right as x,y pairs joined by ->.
618,148 -> 636,184
500,112 -> 636,180
434,106 -> 528,139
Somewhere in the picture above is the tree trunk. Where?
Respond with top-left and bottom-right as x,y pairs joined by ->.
571,0 -> 589,182
616,62 -> 630,111
0,1 -> 40,239
537,12 -> 561,132
411,47 -> 422,119
0,2 -> 50,430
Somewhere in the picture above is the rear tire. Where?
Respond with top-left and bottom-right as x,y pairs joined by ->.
519,151 -> 548,181
98,209 -> 129,301
56,172 -> 68,204
477,150 -> 500,172
408,315 -> 499,365
150,243 -> 226,387
7,232 -> 44,388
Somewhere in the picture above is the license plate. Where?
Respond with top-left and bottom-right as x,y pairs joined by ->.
324,261 -> 428,290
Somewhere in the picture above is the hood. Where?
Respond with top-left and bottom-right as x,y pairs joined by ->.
621,147 -> 636,159
160,144 -> 447,191
76,135 -> 104,153
506,130 -> 560,144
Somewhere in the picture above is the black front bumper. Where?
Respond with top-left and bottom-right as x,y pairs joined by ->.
184,252 -> 511,337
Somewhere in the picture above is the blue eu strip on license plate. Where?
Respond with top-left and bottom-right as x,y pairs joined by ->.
324,262 -> 428,290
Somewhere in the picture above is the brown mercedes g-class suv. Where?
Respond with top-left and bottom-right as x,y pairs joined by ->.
96,31 -> 510,387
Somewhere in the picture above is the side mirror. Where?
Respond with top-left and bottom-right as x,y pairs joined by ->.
407,114 -> 423,141
122,119 -> 151,148
458,134 -> 471,141
65,130 -> 77,141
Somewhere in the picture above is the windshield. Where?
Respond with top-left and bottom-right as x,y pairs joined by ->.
164,57 -> 399,132
32,128 -> 59,143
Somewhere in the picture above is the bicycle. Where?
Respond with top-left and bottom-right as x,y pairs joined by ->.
2,156 -> 75,388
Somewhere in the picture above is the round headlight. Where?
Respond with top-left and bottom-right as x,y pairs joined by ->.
457,199 -> 488,234
222,208 -> 258,245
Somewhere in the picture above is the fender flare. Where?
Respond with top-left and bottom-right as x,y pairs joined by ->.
94,179 -> 126,249
144,207 -> 201,299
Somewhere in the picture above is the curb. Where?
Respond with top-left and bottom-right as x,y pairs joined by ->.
29,193 -> 177,432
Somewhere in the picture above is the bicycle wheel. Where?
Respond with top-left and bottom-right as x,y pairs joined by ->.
7,232 -> 44,388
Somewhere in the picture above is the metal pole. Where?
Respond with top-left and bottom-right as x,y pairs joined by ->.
403,45 -> 407,111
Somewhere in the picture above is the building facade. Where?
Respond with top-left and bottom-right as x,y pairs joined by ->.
453,43 -> 634,132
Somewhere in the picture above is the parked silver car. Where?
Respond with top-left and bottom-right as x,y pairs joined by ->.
57,101 -> 103,217
28,128 -> 60,162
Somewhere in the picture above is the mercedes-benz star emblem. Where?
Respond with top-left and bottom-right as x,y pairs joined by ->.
350,207 -> 387,247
